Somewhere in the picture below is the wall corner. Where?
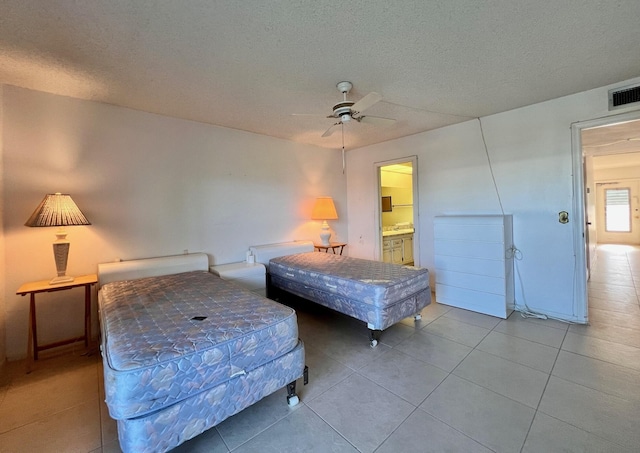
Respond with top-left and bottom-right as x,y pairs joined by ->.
0,84 -> 6,365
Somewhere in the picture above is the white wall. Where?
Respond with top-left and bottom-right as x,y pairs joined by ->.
594,165 -> 640,181
2,86 -> 346,359
0,85 -> 6,366
347,76 -> 640,322
381,186 -> 413,227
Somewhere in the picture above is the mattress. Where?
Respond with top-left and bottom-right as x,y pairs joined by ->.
100,270 -> 300,420
269,252 -> 430,330
117,342 -> 305,453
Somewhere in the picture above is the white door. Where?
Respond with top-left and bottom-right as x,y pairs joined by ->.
596,180 -> 640,244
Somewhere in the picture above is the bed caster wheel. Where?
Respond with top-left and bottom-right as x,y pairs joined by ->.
287,395 -> 300,406
370,339 -> 378,348
414,314 -> 422,321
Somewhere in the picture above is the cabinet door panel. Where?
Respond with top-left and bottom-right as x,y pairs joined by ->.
392,243 -> 403,264
403,237 -> 413,263
382,239 -> 392,263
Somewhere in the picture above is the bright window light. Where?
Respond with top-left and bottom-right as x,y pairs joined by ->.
605,188 -> 631,232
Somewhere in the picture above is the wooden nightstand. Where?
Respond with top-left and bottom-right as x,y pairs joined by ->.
17,274 -> 97,365
313,242 -> 347,255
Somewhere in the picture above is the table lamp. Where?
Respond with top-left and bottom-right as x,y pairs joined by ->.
25,193 -> 91,284
311,197 -> 338,246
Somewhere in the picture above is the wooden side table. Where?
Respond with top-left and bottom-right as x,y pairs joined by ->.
313,242 -> 347,255
17,274 -> 97,365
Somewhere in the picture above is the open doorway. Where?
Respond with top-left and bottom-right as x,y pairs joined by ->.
375,157 -> 419,265
572,112 -> 640,322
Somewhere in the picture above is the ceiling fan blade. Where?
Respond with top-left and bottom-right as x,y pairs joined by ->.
291,113 -> 329,117
351,92 -> 382,114
359,115 -> 396,127
322,122 -> 340,137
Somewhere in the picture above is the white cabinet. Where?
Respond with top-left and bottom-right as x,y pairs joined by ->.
210,262 -> 266,296
382,241 -> 391,263
434,215 -> 514,318
403,235 -> 413,263
382,233 -> 414,265
391,238 -> 403,264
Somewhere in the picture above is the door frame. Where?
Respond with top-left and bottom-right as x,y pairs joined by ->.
374,156 -> 420,265
571,109 -> 640,322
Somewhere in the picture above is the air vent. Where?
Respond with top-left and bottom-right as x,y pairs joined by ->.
609,84 -> 640,110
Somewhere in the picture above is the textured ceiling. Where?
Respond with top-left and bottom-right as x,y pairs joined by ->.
585,119 -> 640,170
1,1 -> 639,150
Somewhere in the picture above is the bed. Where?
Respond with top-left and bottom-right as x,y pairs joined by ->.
97,253 -> 307,453
250,241 -> 431,346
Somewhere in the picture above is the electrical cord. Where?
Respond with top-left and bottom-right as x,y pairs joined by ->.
480,119 -> 576,324
511,247 -> 548,320
381,100 -> 475,119
478,118 -> 505,216
510,244 -> 576,324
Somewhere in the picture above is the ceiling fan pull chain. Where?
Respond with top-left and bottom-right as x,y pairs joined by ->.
342,123 -> 346,174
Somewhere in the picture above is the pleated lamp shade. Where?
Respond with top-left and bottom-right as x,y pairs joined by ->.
25,193 -> 90,284
25,193 -> 91,227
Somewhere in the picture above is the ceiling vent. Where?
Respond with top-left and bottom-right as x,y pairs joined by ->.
608,84 -> 640,110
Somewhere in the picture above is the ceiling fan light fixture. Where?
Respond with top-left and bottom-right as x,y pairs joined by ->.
295,81 -> 394,138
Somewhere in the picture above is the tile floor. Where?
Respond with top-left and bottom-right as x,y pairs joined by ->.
1,244 -> 639,452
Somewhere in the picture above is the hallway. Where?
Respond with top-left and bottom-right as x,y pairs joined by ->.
581,244 -> 640,350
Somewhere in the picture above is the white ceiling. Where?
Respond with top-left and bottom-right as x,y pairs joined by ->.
1,1 -> 639,150
584,119 -> 640,170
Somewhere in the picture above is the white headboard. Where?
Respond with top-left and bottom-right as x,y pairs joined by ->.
97,253 -> 209,288
249,241 -> 314,268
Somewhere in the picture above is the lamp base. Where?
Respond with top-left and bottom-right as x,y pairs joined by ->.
51,234 -> 73,285
319,221 -> 332,246
50,275 -> 74,285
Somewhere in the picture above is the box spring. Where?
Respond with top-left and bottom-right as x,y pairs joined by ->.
269,252 -> 430,331
99,270 -> 304,452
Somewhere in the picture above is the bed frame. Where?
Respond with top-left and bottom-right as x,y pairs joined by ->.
250,242 -> 430,347
98,253 -> 307,453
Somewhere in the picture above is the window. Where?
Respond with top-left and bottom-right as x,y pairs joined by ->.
605,188 -> 631,232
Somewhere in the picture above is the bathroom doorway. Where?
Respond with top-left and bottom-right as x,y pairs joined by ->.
376,157 -> 419,265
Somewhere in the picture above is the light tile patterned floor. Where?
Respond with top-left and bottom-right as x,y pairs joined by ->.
1,244 -> 639,452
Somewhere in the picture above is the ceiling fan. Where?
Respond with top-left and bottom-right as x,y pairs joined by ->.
297,81 -> 396,138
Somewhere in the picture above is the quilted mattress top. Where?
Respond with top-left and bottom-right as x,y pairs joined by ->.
99,271 -> 299,418
269,252 -> 430,307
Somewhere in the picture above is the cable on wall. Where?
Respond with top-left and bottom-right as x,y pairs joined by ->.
510,247 -> 548,320
382,100 -> 476,120
479,118 -> 574,323
477,118 -> 505,216
513,249 -> 576,324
